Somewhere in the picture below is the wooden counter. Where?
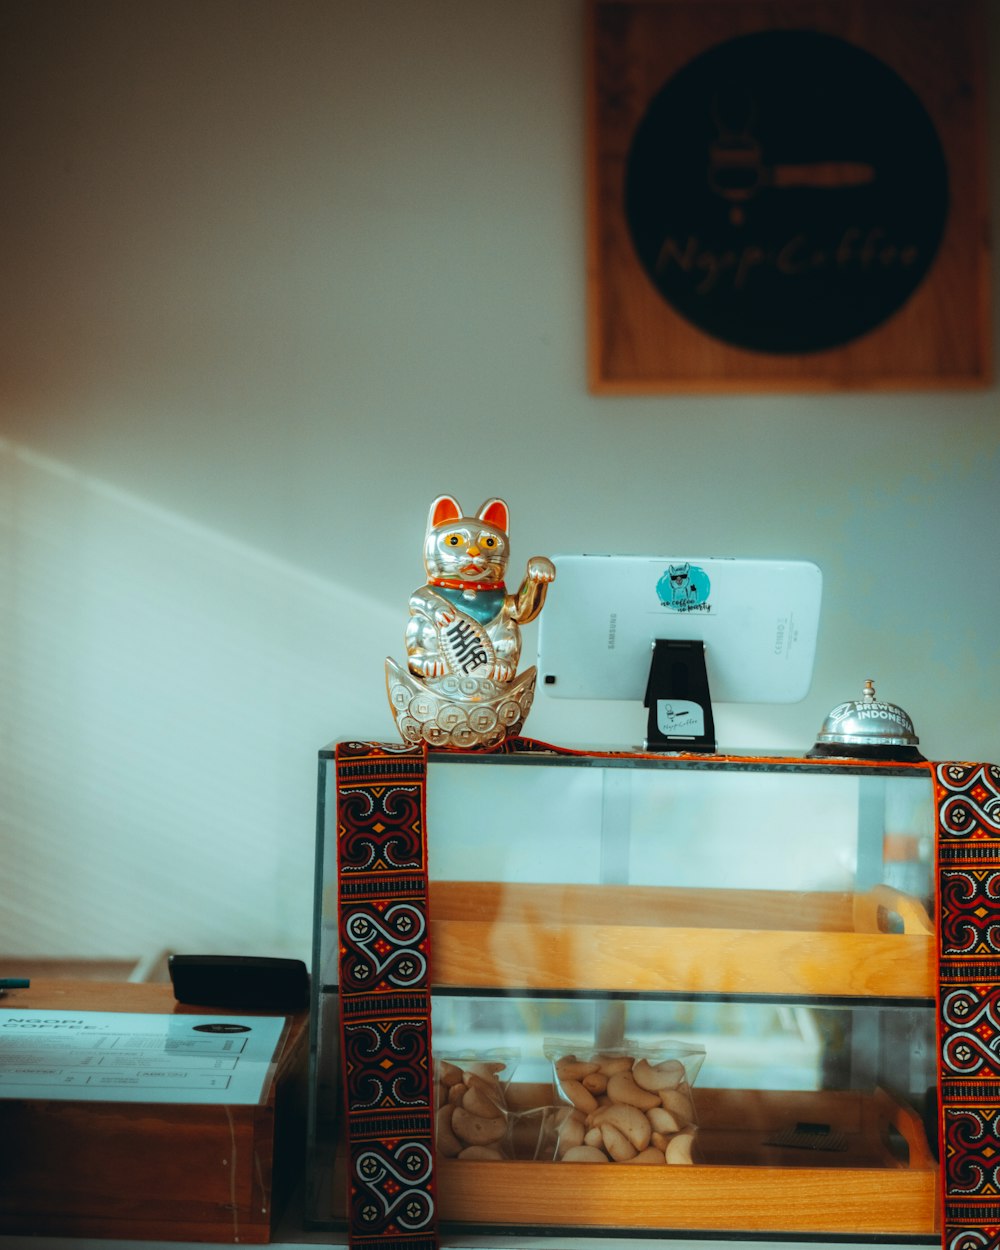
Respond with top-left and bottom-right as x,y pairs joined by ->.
0,980 -> 309,1243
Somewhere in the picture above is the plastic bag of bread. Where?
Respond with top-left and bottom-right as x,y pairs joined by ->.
542,1038 -> 705,1165
434,1051 -> 517,1161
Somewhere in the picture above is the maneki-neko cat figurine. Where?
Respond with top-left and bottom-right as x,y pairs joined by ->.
386,495 -> 555,749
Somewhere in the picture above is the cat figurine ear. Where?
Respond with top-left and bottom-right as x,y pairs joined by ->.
477,498 -> 509,533
429,495 -> 509,534
429,494 -> 462,529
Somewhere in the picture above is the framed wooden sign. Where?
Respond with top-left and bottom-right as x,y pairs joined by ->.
587,0 -> 991,392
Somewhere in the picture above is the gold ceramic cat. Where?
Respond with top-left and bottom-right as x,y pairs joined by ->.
386,495 -> 555,749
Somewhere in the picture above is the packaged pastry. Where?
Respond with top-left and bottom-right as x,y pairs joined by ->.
434,1051 -> 517,1161
541,1038 -> 704,1165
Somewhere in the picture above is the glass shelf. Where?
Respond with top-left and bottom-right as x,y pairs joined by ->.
308,745 -> 937,1240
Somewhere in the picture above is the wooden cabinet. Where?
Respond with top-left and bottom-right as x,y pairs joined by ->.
0,980 -> 309,1243
308,747 -> 938,1242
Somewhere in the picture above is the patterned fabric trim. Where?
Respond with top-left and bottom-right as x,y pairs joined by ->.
935,762 -> 1000,1250
335,740 -> 438,1250
493,733 -> 931,769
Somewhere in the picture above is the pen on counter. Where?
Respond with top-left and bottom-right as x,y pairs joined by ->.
0,978 -> 31,997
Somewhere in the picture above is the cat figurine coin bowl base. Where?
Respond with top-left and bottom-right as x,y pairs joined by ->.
386,495 -> 555,750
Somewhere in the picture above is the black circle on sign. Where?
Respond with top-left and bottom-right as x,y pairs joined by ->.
624,30 -> 949,354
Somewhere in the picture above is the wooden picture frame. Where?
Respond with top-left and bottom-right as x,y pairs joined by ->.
587,0 -> 991,392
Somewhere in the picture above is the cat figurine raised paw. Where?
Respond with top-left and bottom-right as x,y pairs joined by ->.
386,495 -> 555,749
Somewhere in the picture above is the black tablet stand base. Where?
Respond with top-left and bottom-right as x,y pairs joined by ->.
643,639 -> 717,753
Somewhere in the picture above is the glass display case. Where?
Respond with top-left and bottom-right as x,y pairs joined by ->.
307,745 -> 938,1242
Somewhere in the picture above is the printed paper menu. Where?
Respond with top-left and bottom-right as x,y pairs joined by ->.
0,1010 -> 285,1104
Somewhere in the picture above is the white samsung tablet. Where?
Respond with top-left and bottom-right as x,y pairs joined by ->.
537,555 -> 822,705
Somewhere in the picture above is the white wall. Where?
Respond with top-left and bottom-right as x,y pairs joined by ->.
2,0 -> 998,963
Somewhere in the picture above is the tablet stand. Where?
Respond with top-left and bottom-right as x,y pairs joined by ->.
644,639 -> 717,752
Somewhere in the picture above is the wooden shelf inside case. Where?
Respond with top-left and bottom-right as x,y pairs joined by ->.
427,881 -> 935,999
434,1085 -> 938,1236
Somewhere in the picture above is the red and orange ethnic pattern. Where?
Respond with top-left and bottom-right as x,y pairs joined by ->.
936,762 -> 1000,1250
335,741 -> 437,1250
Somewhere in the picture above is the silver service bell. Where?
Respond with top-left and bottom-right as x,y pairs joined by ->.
807,678 -> 925,762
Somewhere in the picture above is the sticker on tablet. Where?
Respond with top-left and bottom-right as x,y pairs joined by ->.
656,563 -> 712,612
